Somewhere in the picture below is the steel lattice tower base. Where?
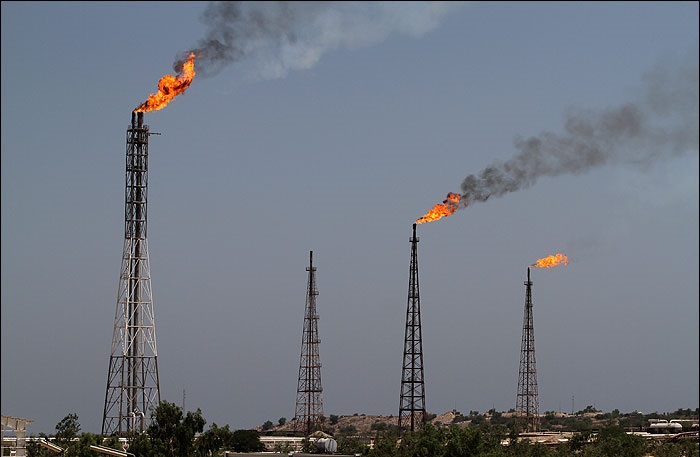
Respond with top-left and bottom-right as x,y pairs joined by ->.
102,112 -> 161,436
399,223 -> 426,432
294,251 -> 324,437
515,267 -> 539,433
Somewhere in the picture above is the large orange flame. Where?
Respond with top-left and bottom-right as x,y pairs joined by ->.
531,253 -> 568,268
134,53 -> 196,113
415,192 -> 462,224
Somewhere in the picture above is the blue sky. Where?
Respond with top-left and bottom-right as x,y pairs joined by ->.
2,1 -> 698,435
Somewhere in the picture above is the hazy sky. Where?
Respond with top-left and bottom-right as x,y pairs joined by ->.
2,1 -> 698,435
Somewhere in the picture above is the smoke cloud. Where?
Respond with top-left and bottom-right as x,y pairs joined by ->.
459,51 -> 699,206
177,1 -> 456,79
179,2 -> 697,210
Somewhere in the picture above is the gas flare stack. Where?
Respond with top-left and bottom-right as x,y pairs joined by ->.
515,267 -> 539,433
294,251 -> 324,437
399,223 -> 426,432
102,112 -> 161,436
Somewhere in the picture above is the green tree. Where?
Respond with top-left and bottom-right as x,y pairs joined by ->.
54,413 -> 81,449
194,423 -> 235,456
367,431 -> 400,457
340,425 -> 358,434
63,433 -> 102,457
230,429 -> 264,452
582,426 -> 645,457
26,436 -> 56,457
400,424 -> 446,457
444,425 -> 485,457
372,422 -> 390,432
337,436 -> 368,455
300,437 -> 315,453
506,440 -> 554,457
125,431 -> 154,457
147,400 -> 206,457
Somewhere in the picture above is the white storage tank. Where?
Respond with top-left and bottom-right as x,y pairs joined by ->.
648,419 -> 683,434
316,437 -> 338,453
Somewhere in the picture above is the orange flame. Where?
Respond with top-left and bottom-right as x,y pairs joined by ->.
134,53 -> 196,113
415,192 -> 462,224
531,253 -> 569,268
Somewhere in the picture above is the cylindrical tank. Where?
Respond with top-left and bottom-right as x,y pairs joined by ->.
316,437 -> 338,453
648,420 -> 683,434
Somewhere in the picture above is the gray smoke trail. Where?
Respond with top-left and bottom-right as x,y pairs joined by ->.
176,1 -> 456,79
459,52 -> 698,207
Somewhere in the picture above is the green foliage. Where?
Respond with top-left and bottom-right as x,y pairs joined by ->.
261,420 -> 274,430
272,441 -> 295,453
63,433 -> 102,457
363,421 -> 700,457
340,424 -> 358,434
22,407 -> 700,457
102,435 -> 123,450
372,421 -> 390,431
26,439 -> 55,457
278,417 -> 287,426
230,429 -> 265,452
27,417 -> 111,457
395,424 -> 447,457
194,423 -> 234,455
444,425 -> 486,457
300,437 -> 315,453
338,436 -> 370,455
54,413 -> 81,447
578,405 -> 599,415
581,426 -> 646,457
147,400 -> 206,457
125,431 -> 154,457
368,430 -> 401,457
617,411 -> 645,429
506,441 -> 555,457
646,440 -> 700,457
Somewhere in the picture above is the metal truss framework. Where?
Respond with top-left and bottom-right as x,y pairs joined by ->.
294,251 -> 324,437
516,267 -> 540,433
102,112 -> 161,436
399,223 -> 426,432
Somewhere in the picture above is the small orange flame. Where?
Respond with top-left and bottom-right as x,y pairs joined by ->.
415,192 -> 462,224
134,53 -> 196,113
531,253 -> 569,268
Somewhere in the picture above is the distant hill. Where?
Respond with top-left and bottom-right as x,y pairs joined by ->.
255,408 -> 699,437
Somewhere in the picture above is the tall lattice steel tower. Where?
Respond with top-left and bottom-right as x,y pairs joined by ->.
516,267 -> 539,433
399,223 -> 426,432
294,251 -> 324,437
102,112 -> 161,436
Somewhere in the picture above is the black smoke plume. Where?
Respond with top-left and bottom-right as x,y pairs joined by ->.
176,1 -> 455,79
459,51 -> 698,207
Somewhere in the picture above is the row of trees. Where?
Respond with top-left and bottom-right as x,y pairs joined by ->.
23,403 -> 699,457
355,423 -> 699,457
443,407 -> 700,433
26,401 -> 264,457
